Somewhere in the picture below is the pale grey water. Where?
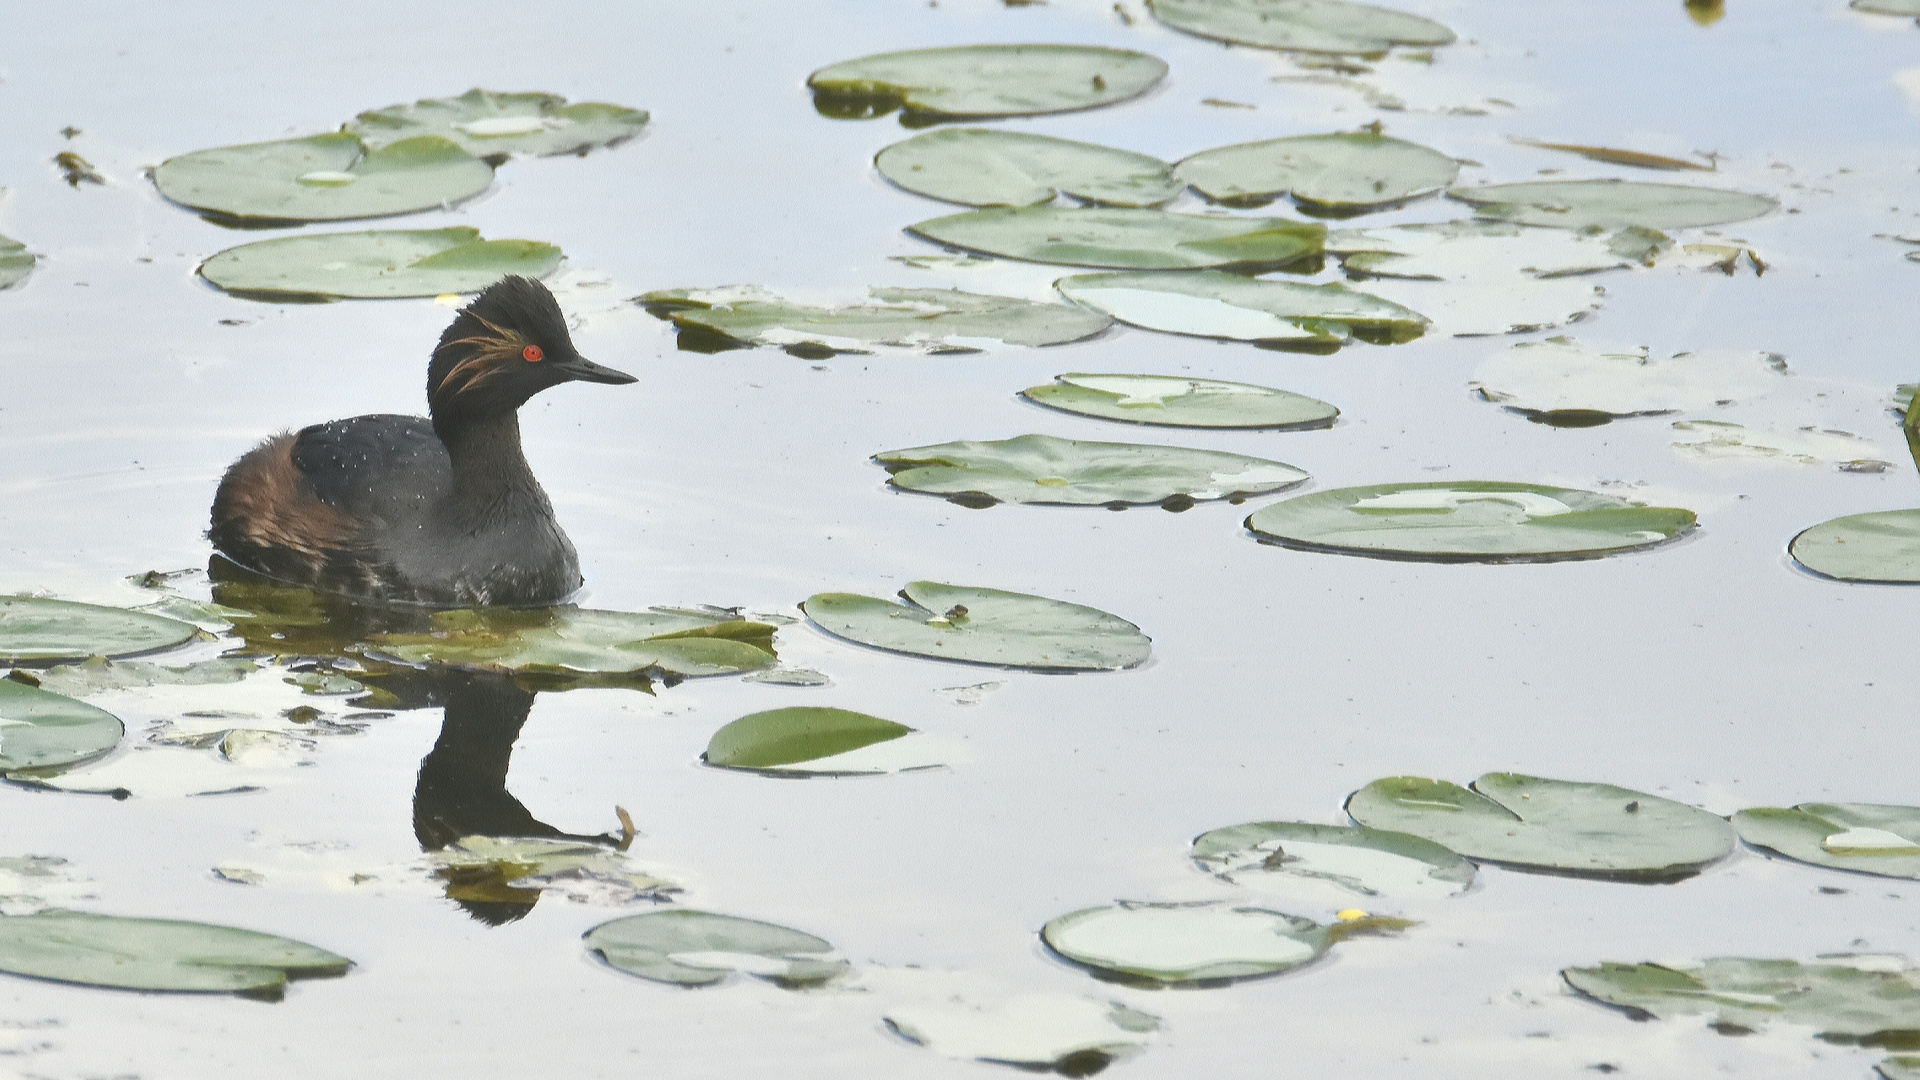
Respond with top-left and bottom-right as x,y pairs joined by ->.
3,1 -> 1920,1076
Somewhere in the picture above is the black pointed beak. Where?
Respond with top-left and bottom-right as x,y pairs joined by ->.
559,354 -> 637,385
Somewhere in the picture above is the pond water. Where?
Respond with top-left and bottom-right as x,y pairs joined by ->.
4,0 -> 1920,1076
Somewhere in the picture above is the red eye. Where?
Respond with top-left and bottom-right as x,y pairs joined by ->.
522,345 -> 544,362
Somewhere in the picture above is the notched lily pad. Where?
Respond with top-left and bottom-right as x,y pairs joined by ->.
584,910 -> 849,987
1565,955 -> 1920,1043
1470,339 -> 1788,425
1175,132 -> 1459,211
1792,510 -> 1920,583
369,607 -> 776,685
809,45 -> 1168,124
639,285 -> 1110,353
153,132 -> 493,225
877,433 -> 1308,508
801,582 -> 1149,672
876,128 -> 1179,208
0,680 -> 124,773
200,227 -> 562,301
1192,821 -> 1475,902
0,596 -> 198,664
886,992 -> 1159,1073
1042,901 -> 1332,986
909,207 -> 1325,271
1733,804 -> 1920,878
0,910 -> 350,997
1346,773 -> 1735,882
1021,373 -> 1340,430
1146,0 -> 1456,54
346,88 -> 647,163
704,707 -> 917,775
1448,179 -> 1777,232
1246,482 -> 1697,562
0,235 -> 35,290
1057,270 -> 1425,347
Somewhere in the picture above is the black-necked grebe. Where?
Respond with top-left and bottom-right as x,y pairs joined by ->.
209,276 -> 635,607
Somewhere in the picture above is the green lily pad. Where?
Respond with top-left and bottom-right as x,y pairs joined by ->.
17,656 -> 256,697
1021,373 -> 1340,430
199,227 -> 562,301
584,910 -> 849,987
152,132 -> 494,225
1146,0 -> 1456,54
704,707 -> 913,773
1791,511 -> 1920,583
909,207 -> 1325,270
0,235 -> 34,290
801,581 -> 1150,672
1448,180 -> 1777,232
877,433 -> 1309,508
0,680 -> 123,773
369,607 -> 776,684
886,992 -> 1159,1072
1731,804 -> 1920,878
1854,0 -> 1920,16
345,88 -> 648,163
1246,482 -> 1697,562
0,596 -> 199,664
808,45 -> 1168,124
1043,901 -> 1331,986
1192,821 -> 1475,902
1470,340 -> 1788,424
876,128 -> 1179,208
1346,773 -> 1735,882
1564,955 -> 1920,1042
639,285 -> 1111,353
1175,132 -> 1459,210
0,910 -> 349,996
1056,270 -> 1426,346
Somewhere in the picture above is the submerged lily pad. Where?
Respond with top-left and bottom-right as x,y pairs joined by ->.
639,286 -> 1110,352
704,707 -> 917,775
1470,340 -> 1788,424
1147,0 -> 1456,53
0,680 -> 123,773
1671,419 -> 1888,466
1246,482 -> 1697,562
876,129 -> 1179,208
802,582 -> 1150,672
1565,955 -> 1920,1042
1327,220 -> 1620,335
1043,901 -> 1330,985
1792,511 -> 1920,583
370,607 -> 775,683
877,433 -> 1308,508
1057,270 -> 1426,346
1733,804 -> 1920,878
0,910 -> 349,996
809,45 -> 1168,124
1448,180 -> 1777,232
1192,821 -> 1475,902
431,836 -> 675,906
1021,373 -> 1339,430
346,88 -> 648,162
199,227 -> 562,301
0,235 -> 34,290
1346,773 -> 1735,882
19,656 -> 256,697
153,133 -> 493,225
584,910 -> 849,987
1513,139 -> 1714,172
1175,132 -> 1459,210
886,992 -> 1159,1072
0,597 -> 198,664
909,207 -> 1325,270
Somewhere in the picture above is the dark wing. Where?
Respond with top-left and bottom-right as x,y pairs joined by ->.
289,414 -> 450,524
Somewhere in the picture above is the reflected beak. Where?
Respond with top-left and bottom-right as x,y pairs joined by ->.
559,354 -> 638,385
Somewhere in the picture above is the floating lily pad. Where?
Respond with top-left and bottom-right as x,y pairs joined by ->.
1327,220 -> 1620,335
808,45 -> 1168,124
875,129 -> 1179,208
153,133 -> 493,225
0,681 -> 123,773
877,433 -> 1309,508
430,837 -> 675,907
199,227 -> 563,301
0,235 -> 33,290
1854,0 -> 1920,16
0,596 -> 198,664
1043,902 -> 1330,986
1147,0 -> 1455,53
1671,419 -> 1888,467
584,910 -> 849,987
1733,804 -> 1920,878
370,607 -> 775,683
886,992 -> 1159,1072
802,582 -> 1149,672
1022,373 -> 1339,430
1056,270 -> 1426,346
909,207 -> 1325,270
1175,132 -> 1459,211
1470,340 -> 1788,425
1192,821 -> 1475,902
1346,773 -> 1735,882
1565,955 -> 1920,1042
0,910 -> 349,996
639,286 -> 1110,352
18,656 -> 256,697
1246,482 -> 1697,562
346,88 -> 648,163
1448,180 -> 1776,232
704,707 -> 914,773
1791,511 -> 1920,583
21,746 -> 281,799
